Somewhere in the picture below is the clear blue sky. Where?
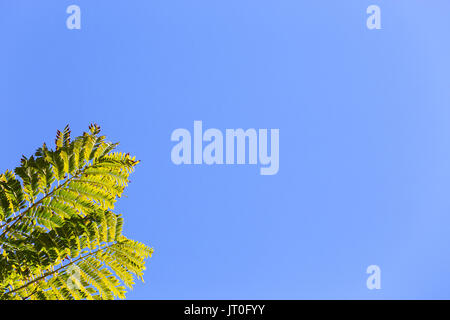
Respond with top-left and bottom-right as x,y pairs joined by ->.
1,0 -> 450,299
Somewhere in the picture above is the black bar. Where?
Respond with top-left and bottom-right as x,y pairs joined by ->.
1,300 -> 447,318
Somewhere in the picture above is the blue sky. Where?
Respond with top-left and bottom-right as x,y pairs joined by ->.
1,0 -> 450,299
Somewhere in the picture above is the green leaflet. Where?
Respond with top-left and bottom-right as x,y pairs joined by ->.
0,124 -> 153,300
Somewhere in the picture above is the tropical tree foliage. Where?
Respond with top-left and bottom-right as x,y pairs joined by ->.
0,124 -> 153,300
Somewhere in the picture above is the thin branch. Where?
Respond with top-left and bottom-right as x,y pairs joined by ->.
0,170 -> 83,241
22,287 -> 38,300
3,242 -> 116,298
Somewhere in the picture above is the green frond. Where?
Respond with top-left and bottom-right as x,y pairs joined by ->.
0,171 -> 26,213
33,206 -> 64,229
55,125 -> 71,150
0,124 -> 153,300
